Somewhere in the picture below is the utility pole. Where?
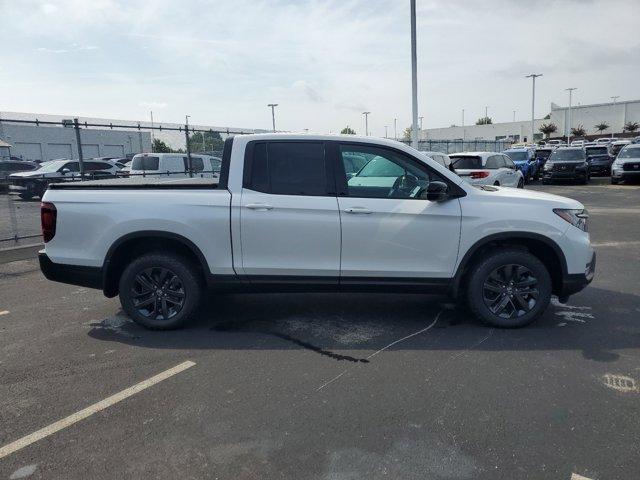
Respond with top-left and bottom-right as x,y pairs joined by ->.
150,111 -> 155,152
485,106 -> 489,120
410,0 -> 419,148
462,109 -> 465,142
268,104 -> 278,132
362,111 -> 370,136
419,116 -> 423,130
513,110 -> 516,122
526,74 -> 543,144
384,125 -> 388,138
394,118 -> 397,140
566,88 -> 577,144
185,115 -> 192,177
611,96 -> 619,138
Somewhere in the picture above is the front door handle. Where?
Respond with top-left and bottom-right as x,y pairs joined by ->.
344,207 -> 372,214
245,203 -> 274,210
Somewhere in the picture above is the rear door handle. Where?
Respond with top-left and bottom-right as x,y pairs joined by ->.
245,203 -> 274,210
344,207 -> 372,214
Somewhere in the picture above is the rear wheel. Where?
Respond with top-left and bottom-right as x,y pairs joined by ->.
611,177 -> 619,185
517,178 -> 524,188
119,252 -> 202,330
466,249 -> 552,328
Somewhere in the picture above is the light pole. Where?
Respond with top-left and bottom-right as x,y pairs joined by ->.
611,96 -> 619,138
384,125 -> 388,138
419,116 -> 423,130
526,73 -> 543,144
267,104 -> 278,132
462,109 -> 465,142
410,0 -> 419,148
565,88 -> 577,144
394,118 -> 397,140
362,111 -> 370,136
150,110 -> 155,151
513,110 -> 516,122
484,106 -> 489,120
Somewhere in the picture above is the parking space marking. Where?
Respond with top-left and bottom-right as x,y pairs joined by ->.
571,473 -> 594,480
0,360 -> 196,460
591,240 -> 640,248
0,310 -> 9,316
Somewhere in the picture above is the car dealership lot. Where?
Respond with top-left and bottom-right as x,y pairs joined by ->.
1,178 -> 639,479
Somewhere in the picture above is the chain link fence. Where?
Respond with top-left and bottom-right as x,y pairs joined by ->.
401,139 -> 514,154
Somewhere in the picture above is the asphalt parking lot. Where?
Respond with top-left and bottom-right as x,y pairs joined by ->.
1,178 -> 639,479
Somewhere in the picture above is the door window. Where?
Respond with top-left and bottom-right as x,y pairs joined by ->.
61,162 -> 80,172
245,142 -> 329,196
485,156 -> 501,169
340,145 -> 442,199
503,156 -> 516,169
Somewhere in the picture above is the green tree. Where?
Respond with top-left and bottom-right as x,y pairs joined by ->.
152,138 -> 172,153
476,116 -> 492,125
402,126 -> 412,140
571,125 -> 586,137
623,121 -> 639,133
539,123 -> 558,138
188,130 -> 224,153
594,122 -> 609,134
340,126 -> 356,135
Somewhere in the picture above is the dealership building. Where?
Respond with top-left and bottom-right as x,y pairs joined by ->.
420,99 -> 640,142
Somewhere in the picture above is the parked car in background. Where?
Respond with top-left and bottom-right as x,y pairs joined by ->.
611,144 -> 640,184
632,136 -> 640,144
534,147 -> 554,169
570,140 -> 586,147
542,147 -> 590,184
503,147 -> 539,181
0,160 -> 39,191
9,159 -> 119,199
584,145 -> 613,176
450,152 -> 524,188
595,137 -> 615,145
423,151 -> 454,171
547,140 -> 565,148
39,134 -> 594,329
609,140 -> 631,158
129,153 -> 218,178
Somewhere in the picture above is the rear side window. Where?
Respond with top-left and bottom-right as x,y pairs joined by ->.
485,156 -> 500,169
246,142 -> 328,196
132,156 -> 159,170
84,161 -> 109,171
190,157 -> 204,172
451,156 -> 481,169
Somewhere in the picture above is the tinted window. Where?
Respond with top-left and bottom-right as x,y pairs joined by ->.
85,161 -> 110,171
585,147 -> 608,156
549,149 -> 585,161
503,156 -> 516,169
132,156 -> 159,170
190,157 -> 204,172
210,158 -> 222,172
342,145 -> 442,199
485,156 -> 500,169
450,156 -> 481,169
246,142 -> 327,196
618,147 -> 640,159
536,149 -> 552,159
504,151 -> 528,162
342,153 -> 369,175
61,162 -> 80,172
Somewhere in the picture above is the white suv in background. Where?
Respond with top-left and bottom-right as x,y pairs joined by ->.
450,152 -> 524,188
129,153 -> 218,178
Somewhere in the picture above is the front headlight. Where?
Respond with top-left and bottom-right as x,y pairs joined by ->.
554,208 -> 589,232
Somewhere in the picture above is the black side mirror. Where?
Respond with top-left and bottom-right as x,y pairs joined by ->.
424,181 -> 449,202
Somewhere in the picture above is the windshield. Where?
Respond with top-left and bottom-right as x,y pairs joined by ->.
611,144 -> 628,155
504,151 -> 528,162
35,160 -> 67,173
450,155 -> 481,169
586,147 -> 608,156
548,149 -> 585,162
618,147 -> 640,159
536,150 -> 552,159
131,156 -> 159,170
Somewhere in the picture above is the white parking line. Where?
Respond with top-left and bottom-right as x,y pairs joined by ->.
592,240 -> 640,248
571,473 -> 594,480
0,310 -> 9,316
0,360 -> 196,460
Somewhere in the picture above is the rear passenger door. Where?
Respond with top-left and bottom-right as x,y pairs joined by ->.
501,155 -> 519,186
240,141 -> 341,279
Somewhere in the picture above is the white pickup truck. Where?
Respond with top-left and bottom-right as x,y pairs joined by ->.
39,134 -> 595,329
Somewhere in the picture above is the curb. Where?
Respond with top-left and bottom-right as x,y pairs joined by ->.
0,243 -> 43,264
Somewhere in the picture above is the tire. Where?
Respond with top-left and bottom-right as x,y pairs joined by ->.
542,178 -> 551,185
466,249 -> 552,328
119,252 -> 202,330
493,181 -> 500,186
517,178 -> 524,189
611,177 -> 619,185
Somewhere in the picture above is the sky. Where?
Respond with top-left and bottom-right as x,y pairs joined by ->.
1,0 -> 639,138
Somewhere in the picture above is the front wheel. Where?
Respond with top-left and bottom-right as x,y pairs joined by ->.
611,177 -> 619,185
466,249 -> 552,328
119,252 -> 202,330
517,178 -> 524,189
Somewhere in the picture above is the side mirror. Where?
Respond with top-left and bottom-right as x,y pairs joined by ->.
61,168 -> 71,174
424,181 -> 449,202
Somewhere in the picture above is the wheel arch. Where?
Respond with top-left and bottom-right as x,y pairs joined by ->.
451,232 -> 568,298
102,230 -> 210,297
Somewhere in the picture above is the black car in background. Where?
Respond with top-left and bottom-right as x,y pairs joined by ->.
584,145 -> 613,176
542,147 -> 590,184
0,160 -> 38,190
534,147 -> 554,168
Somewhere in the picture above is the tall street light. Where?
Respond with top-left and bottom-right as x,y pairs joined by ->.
611,96 -> 619,138
462,109 -> 465,142
394,118 -> 397,140
268,104 -> 278,132
526,73 -> 543,144
410,0 -> 419,148
362,111 -> 370,136
565,88 -> 577,144
419,116 -> 424,130
484,106 -> 489,120
384,125 -> 389,138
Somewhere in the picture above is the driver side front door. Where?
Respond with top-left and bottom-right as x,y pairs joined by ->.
335,143 -> 462,280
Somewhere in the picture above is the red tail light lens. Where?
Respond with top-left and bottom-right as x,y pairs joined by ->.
41,202 -> 57,243
470,171 -> 490,179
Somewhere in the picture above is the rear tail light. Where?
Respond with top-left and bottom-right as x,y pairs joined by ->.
41,202 -> 57,243
470,171 -> 490,179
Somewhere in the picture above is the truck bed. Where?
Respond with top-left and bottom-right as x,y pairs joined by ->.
47,176 -> 220,190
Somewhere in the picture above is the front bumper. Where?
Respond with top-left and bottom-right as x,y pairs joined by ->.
589,164 -> 611,175
39,251 -> 103,290
612,169 -> 640,180
542,170 -> 588,181
558,251 -> 596,301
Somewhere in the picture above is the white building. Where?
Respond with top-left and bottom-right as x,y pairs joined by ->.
421,99 -> 640,141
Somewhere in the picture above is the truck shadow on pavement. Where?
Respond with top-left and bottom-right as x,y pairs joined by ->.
87,286 -> 639,364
